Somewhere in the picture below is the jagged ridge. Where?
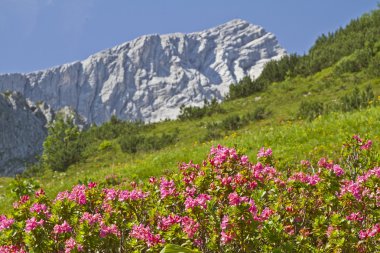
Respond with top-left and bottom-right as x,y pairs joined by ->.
0,19 -> 285,124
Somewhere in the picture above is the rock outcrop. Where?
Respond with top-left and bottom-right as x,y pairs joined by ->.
0,92 -> 48,176
0,19 -> 286,124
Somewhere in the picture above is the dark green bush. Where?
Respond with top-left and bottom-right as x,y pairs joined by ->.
178,98 -> 225,120
297,101 -> 325,121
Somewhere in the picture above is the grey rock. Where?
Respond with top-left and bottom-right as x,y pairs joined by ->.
0,92 -> 48,176
0,19 -> 286,124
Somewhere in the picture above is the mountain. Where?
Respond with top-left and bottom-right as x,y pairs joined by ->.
0,19 -> 285,124
0,92 -> 49,176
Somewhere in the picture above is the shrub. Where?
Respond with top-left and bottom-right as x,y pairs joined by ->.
2,135 -> 379,252
178,99 -> 225,121
42,117 -> 83,172
98,140 -> 113,151
297,100 -> 324,121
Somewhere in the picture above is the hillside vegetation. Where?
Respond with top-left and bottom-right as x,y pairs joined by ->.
1,8 -> 380,251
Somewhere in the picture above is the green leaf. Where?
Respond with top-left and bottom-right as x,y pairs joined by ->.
160,244 -> 197,253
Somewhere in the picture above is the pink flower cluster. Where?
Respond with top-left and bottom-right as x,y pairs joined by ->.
340,180 -> 362,200
228,192 -> 248,206
118,189 -> 149,201
0,215 -> 14,231
64,237 -> 83,253
181,216 -> 199,239
257,147 -> 272,158
288,172 -> 321,185
359,224 -> 380,239
100,222 -> 120,238
156,214 -> 199,239
184,194 -> 212,209
0,245 -> 26,253
353,135 -> 373,150
53,221 -> 72,234
25,217 -> 44,232
157,214 -> 182,231
346,212 -> 364,222
55,185 -> 87,205
160,178 -> 177,198
80,212 -> 102,225
209,145 -> 239,166
130,224 -> 163,247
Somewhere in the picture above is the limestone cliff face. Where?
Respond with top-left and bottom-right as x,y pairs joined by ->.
0,19 -> 286,124
0,92 -> 48,176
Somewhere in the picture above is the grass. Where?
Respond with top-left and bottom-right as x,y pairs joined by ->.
1,66 -> 380,214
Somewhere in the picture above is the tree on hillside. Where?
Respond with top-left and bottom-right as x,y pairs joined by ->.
42,117 -> 82,172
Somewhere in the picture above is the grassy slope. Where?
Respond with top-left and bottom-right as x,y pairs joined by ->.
1,65 -> 380,214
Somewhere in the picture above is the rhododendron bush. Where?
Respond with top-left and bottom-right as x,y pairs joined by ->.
0,135 -> 379,252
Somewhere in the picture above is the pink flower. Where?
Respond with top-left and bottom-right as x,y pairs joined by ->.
68,185 -> 87,205
25,217 -> 44,232
289,172 -> 320,185
55,191 -> 70,201
80,212 -> 102,225
0,245 -> 26,253
87,182 -> 97,188
220,231 -> 234,244
318,157 -> 333,169
248,199 -> 257,216
361,140 -> 372,150
103,188 -> 118,201
64,237 -> 83,253
209,145 -> 239,166
332,164 -> 345,176
307,174 -> 321,185
29,203 -> 48,214
53,221 -> 72,234
181,216 -> 199,239
118,189 -> 149,201
0,215 -> 14,231
240,155 -> 249,165
359,224 -> 380,239
300,160 -> 311,167
228,192 -> 246,206
149,177 -> 156,184
257,147 -> 272,159
35,189 -> 45,198
284,225 -> 295,235
158,214 -> 182,231
185,186 -> 197,197
221,176 -> 233,186
259,207 -> 274,221
221,215 -> 229,230
346,212 -> 364,222
326,226 -> 335,238
100,222 -> 120,238
130,224 -> 163,247
160,178 -> 177,199
184,194 -> 211,210
353,135 -> 363,143
340,180 -> 362,200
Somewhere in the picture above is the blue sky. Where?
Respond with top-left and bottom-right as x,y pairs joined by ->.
0,0 -> 378,73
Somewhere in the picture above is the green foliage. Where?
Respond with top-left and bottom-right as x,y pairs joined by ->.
178,98 -> 225,120
340,85 -> 375,112
227,76 -> 265,100
42,117 -> 83,172
119,130 -> 179,154
297,100 -> 324,121
160,244 -> 198,253
98,140 -> 113,151
9,176 -> 40,199
228,8 -> 380,99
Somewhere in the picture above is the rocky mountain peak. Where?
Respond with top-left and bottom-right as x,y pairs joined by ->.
0,20 -> 286,124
